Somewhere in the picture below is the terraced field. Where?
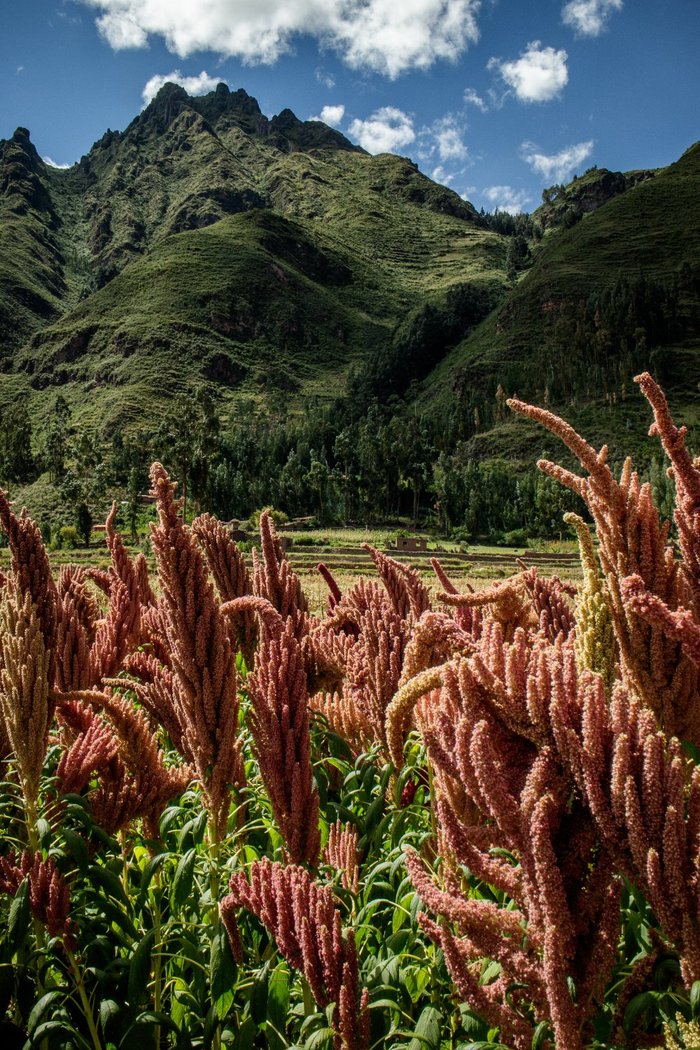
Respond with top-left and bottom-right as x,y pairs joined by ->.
0,533 -> 583,622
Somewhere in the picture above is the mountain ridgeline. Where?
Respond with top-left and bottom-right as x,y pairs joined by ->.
0,82 -> 699,531
0,82 -> 501,431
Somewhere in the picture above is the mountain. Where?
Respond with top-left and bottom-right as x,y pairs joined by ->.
533,165 -> 657,230
421,141 -> 700,463
1,84 -> 699,473
0,83 -> 506,431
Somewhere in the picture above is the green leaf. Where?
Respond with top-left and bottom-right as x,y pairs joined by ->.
33,1020 -> 77,1043
62,828 -> 90,875
177,811 -> 208,850
266,963 -> 290,1049
89,863 -> 129,906
250,961 -> 270,1025
36,818 -> 52,849
303,1028 -> 333,1049
368,997 -> 405,1012
160,805 -> 185,839
232,1017 -> 256,1050
210,922 -> 237,1021
119,1011 -> 180,1048
458,1008 -> 488,1041
531,1021 -> 552,1049
172,848 -> 197,912
139,852 -> 169,895
7,880 -> 30,954
134,1011 -> 180,1032
479,961 -> 502,985
98,897 -> 138,940
691,981 -> 700,1018
406,1005 -> 442,1049
99,999 -> 121,1039
457,1043 -> 511,1050
402,966 -> 430,1004
128,927 -> 157,1008
623,991 -> 656,1033
28,991 -> 64,1037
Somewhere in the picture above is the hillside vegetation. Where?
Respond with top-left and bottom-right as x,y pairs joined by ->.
0,85 -> 699,538
0,83 -> 505,432
423,142 -> 700,462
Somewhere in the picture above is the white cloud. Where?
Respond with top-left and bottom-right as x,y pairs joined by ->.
463,86 -> 487,111
482,184 -> 531,214
488,41 -> 568,103
43,156 -> 73,169
433,114 -> 468,161
310,104 -> 346,127
562,0 -> 622,36
348,106 -> 415,154
315,68 -> 335,89
78,0 -> 482,77
416,114 -> 469,168
16,65 -> 24,75
96,10 -> 148,48
142,70 -> 226,106
431,165 -> 455,186
521,139 -> 594,182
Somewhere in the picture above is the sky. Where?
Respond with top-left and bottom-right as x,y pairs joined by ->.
1,0 -> 698,214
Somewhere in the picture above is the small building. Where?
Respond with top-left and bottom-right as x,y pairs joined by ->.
395,536 -> 428,552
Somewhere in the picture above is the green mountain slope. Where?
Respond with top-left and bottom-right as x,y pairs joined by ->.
2,82 -> 699,471
422,141 -> 700,461
0,129 -> 68,357
0,83 -> 506,431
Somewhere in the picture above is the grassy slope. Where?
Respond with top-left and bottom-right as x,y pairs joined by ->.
421,142 -> 700,462
0,87 -> 507,432
0,132 -> 68,356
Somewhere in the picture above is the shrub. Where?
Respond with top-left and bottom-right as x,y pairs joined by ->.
58,524 -> 80,549
247,505 -> 288,529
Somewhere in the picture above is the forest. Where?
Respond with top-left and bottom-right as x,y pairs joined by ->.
0,267 -> 691,546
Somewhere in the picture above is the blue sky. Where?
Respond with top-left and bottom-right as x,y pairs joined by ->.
1,0 -> 698,214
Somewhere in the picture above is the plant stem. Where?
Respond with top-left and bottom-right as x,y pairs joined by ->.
119,829 -> 130,899
66,948 -> 103,1050
301,976 -> 315,1018
153,870 -> 163,1050
207,812 -> 222,917
207,814 -> 222,1050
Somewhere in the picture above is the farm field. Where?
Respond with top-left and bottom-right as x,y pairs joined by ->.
0,531 -> 583,614
1,378 -> 700,1049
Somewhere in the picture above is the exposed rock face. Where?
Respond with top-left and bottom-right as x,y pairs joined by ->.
535,167 -> 657,230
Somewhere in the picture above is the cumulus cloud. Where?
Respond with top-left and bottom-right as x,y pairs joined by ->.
488,41 -> 568,103
348,106 -> 415,154
482,185 -> 531,214
310,104 -> 346,127
78,0 -> 481,77
142,70 -> 225,106
562,0 -> 622,36
463,87 -> 487,111
432,114 -> 468,162
43,156 -> 73,169
431,165 -> 455,186
521,139 -> 594,182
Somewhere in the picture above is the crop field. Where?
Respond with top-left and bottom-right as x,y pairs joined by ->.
1,375 -> 700,1050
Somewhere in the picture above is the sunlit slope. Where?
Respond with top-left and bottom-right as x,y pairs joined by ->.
421,142 -> 700,461
0,83 -> 507,430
